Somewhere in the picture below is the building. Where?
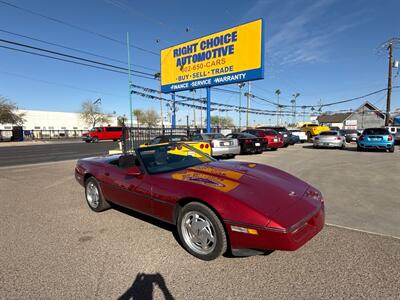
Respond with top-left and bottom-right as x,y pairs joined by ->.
317,102 -> 385,130
0,109 -> 117,130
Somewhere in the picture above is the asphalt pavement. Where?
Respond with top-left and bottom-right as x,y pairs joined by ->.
0,141 -> 117,167
0,145 -> 399,299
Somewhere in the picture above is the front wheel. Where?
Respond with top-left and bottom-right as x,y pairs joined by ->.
85,177 -> 110,212
177,202 -> 227,261
91,137 -> 99,143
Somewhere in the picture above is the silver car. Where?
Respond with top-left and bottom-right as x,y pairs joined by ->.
313,131 -> 346,149
192,133 -> 241,158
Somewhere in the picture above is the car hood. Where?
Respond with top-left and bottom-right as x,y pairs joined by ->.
170,161 -> 310,218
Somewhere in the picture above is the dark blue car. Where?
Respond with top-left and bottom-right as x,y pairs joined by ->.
357,128 -> 395,152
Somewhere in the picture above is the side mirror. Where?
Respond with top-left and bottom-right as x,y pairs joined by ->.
126,166 -> 141,176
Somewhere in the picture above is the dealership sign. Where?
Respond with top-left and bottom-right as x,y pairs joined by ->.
160,19 -> 264,93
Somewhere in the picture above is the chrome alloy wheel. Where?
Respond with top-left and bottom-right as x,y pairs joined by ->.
86,182 -> 99,208
181,211 -> 216,255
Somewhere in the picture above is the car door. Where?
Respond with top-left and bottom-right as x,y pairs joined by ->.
101,162 -> 152,215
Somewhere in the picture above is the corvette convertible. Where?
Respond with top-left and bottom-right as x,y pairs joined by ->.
75,143 -> 324,260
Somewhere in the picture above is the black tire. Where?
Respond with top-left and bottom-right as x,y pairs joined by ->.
85,177 -> 110,212
85,140 -> 90,143
271,148 -> 278,151
256,150 -> 263,154
177,202 -> 227,261
91,137 -> 99,143
389,146 -> 395,153
306,132 -> 312,141
357,145 -> 362,152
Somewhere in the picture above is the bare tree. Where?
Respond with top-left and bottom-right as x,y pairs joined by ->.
210,116 -> 234,127
80,100 -> 111,128
0,96 -> 25,125
143,109 -> 160,127
117,115 -> 128,126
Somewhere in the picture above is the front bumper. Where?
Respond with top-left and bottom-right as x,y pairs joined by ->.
268,141 -> 284,149
226,204 -> 325,252
212,145 -> 241,156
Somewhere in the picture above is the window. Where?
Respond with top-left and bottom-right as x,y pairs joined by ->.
34,126 -> 41,130
192,135 -> 202,141
4,126 -> 12,130
48,127 -> 54,130
150,137 -> 162,144
61,127 -> 67,130
363,128 -> 389,135
320,131 -> 338,136
73,127 -> 78,130
105,127 -> 122,132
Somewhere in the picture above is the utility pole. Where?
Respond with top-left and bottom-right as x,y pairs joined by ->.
275,89 -> 281,125
238,82 -> 245,128
246,82 -> 251,128
385,42 -> 393,126
126,32 -> 133,149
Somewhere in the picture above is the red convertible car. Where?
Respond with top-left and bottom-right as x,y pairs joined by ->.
75,143 -> 324,260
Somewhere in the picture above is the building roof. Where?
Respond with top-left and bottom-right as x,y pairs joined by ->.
354,101 -> 385,119
317,112 -> 352,123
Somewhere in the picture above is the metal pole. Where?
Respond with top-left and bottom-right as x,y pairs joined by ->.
206,87 -> 211,133
239,88 -> 242,128
246,82 -> 251,128
126,32 -> 133,149
159,87 -> 163,127
385,42 -> 393,126
172,93 -> 176,128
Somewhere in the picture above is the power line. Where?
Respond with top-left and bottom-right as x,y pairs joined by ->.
0,0 -> 159,56
0,45 -> 154,80
0,37 -> 155,76
0,29 -> 157,72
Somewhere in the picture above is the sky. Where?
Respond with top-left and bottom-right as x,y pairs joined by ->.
0,0 -> 400,126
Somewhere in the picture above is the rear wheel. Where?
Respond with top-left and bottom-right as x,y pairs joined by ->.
91,137 -> 99,143
341,143 -> 346,150
85,177 -> 110,212
271,148 -> 278,151
389,146 -> 395,153
177,202 -> 227,261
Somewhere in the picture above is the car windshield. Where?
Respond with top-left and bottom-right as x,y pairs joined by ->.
137,143 -> 214,174
320,131 -> 338,136
340,130 -> 358,134
204,133 -> 225,139
363,128 -> 389,135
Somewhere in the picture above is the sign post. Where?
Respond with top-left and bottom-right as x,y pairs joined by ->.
206,87 -> 211,132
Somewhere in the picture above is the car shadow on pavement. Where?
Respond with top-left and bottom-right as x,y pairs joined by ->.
302,145 -> 358,152
118,272 -> 174,300
111,204 -> 184,249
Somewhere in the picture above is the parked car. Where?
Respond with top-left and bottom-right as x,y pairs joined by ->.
386,127 -> 400,145
75,143 -> 325,260
257,126 -> 291,147
357,128 -> 395,152
339,129 -> 360,143
289,130 -> 307,143
289,134 -> 300,145
192,133 -> 240,158
242,129 -> 284,150
142,135 -> 212,156
313,131 -> 346,149
82,126 -> 123,143
300,124 -> 330,140
225,132 -> 265,154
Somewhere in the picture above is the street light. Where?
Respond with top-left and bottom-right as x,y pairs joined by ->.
238,82 -> 246,128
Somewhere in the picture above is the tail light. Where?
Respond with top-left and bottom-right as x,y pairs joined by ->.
245,139 -> 252,144
205,143 -> 209,149
200,144 -> 204,149
388,135 -> 393,141
359,135 -> 364,141
336,137 -> 341,140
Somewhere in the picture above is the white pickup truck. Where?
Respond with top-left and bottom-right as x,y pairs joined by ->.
192,133 -> 241,158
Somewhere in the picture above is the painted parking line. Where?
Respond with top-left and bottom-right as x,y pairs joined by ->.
326,223 -> 400,240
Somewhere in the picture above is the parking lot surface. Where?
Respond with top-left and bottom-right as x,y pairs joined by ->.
0,144 -> 399,299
